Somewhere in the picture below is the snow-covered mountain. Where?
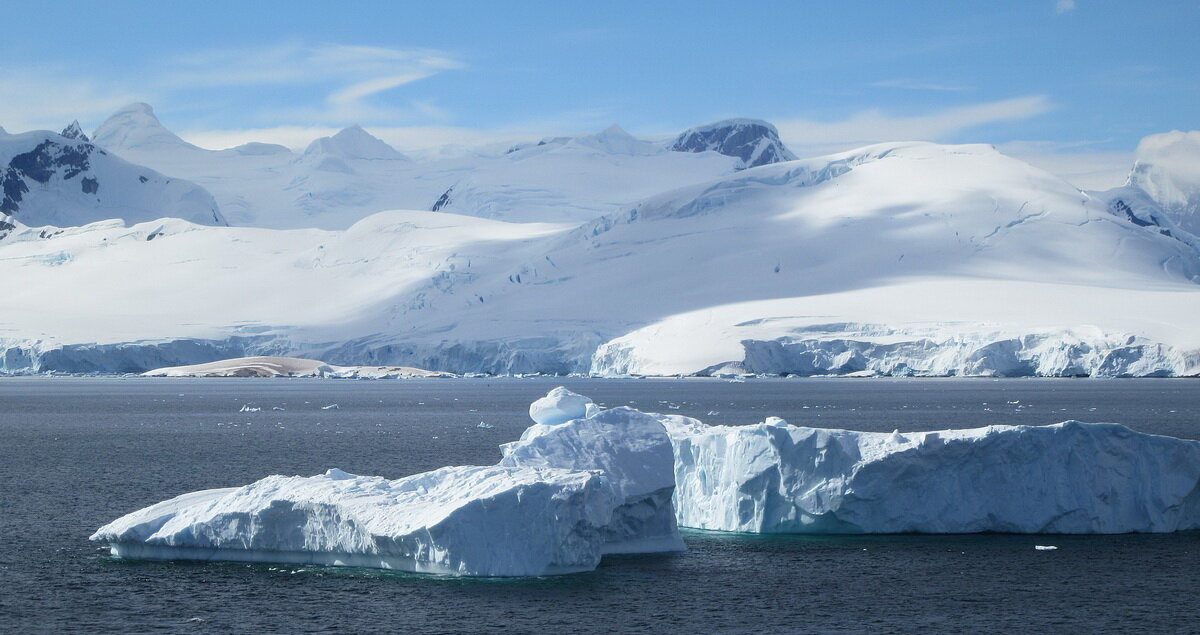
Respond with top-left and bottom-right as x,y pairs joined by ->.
0,126 -> 224,230
1123,131 -> 1200,235
83,104 -> 785,228
670,118 -> 796,168
2,140 -> 1197,376
301,125 -> 409,162
91,102 -> 203,153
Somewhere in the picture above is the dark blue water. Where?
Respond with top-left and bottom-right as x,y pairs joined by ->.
1,377 -> 1198,633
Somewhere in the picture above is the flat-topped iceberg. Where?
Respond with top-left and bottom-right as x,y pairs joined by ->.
663,417 -> 1200,534
92,466 -> 618,577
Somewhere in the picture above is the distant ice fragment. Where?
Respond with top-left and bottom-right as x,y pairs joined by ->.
321,404 -> 339,410
528,386 -> 598,426
1035,545 -> 1059,551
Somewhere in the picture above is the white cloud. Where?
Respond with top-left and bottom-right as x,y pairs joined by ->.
999,140 -> 1131,190
1056,0 -> 1076,14
871,79 -> 969,92
0,71 -> 144,133
161,43 -> 464,125
161,43 -> 461,89
777,95 -> 1055,155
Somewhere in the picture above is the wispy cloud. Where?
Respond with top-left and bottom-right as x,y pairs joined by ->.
161,43 -> 461,89
0,42 -> 465,134
1000,139 -> 1131,190
871,79 -> 969,92
777,95 -> 1055,154
1055,0 -> 1076,14
160,43 -> 464,124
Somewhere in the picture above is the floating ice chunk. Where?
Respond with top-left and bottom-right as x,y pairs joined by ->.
477,421 -> 494,429
502,401 -> 685,554
528,386 -> 599,426
1035,545 -> 1058,551
239,404 -> 261,413
663,418 -> 1200,534
321,404 -> 339,410
91,465 -> 619,577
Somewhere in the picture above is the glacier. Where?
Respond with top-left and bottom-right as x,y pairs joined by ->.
93,388 -> 1200,577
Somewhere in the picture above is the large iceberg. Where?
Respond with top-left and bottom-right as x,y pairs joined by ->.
92,388 -> 1200,578
92,388 -> 683,576
663,416 -> 1200,534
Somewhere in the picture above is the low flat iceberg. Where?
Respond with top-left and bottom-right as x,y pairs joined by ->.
92,387 -> 683,576
91,466 -> 618,577
663,417 -> 1200,534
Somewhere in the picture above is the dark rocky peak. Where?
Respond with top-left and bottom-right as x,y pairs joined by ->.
671,118 -> 796,169
61,120 -> 89,142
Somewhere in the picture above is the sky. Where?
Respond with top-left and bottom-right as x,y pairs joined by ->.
1,0 -> 1196,188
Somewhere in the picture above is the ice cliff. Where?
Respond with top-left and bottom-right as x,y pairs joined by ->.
664,417 -> 1200,534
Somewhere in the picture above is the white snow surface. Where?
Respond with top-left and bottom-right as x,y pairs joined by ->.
663,416 -> 1200,534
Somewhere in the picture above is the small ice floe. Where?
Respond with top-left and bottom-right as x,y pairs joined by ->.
1034,545 -> 1058,551
271,406 -> 285,411
477,421 -> 494,429
321,404 -> 340,410
239,404 -> 261,413
707,411 -> 720,416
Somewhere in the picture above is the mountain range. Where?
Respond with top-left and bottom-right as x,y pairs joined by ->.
0,103 -> 1197,376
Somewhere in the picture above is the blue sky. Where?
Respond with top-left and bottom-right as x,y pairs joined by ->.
1,0 -> 1195,185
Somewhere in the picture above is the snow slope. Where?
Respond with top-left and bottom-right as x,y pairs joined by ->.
0,125 -> 224,229
664,416 -> 1200,533
2,141 -> 1199,375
